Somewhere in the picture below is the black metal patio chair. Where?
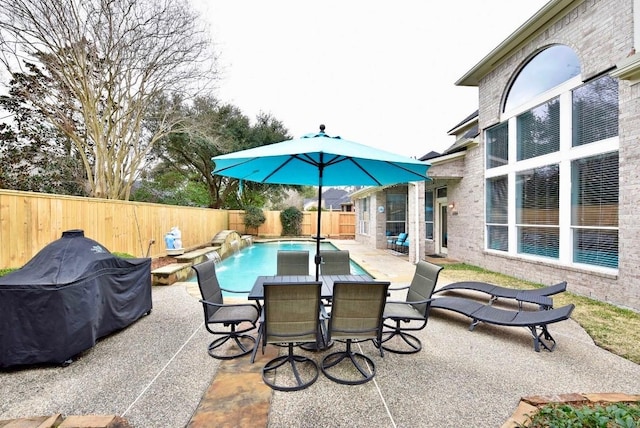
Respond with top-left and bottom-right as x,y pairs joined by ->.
380,260 -> 443,354
320,280 -> 390,385
319,250 -> 351,275
276,250 -> 310,275
192,260 -> 260,360
257,281 -> 323,391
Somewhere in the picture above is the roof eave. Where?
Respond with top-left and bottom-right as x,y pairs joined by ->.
455,0 -> 576,87
611,52 -> 640,84
428,149 -> 470,166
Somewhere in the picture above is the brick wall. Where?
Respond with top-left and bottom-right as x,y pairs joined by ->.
450,0 -> 640,310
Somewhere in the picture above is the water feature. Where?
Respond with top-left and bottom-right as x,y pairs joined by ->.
206,251 -> 222,264
192,241 -> 368,296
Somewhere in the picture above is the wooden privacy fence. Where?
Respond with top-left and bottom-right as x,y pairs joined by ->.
0,190 -> 355,269
227,209 -> 355,239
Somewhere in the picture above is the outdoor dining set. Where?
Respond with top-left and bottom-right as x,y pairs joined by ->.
192,249 -> 575,392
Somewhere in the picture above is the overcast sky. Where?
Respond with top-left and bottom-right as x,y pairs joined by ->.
194,1 -> 550,157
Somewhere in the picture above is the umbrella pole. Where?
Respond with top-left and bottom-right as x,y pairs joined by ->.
314,164 -> 324,281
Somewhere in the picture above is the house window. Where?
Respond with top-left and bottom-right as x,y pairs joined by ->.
572,153 -> 619,268
485,44 -> 619,270
357,197 -> 369,235
486,122 -> 509,168
425,189 -> 434,239
517,98 -> 560,161
516,165 -> 559,258
504,44 -> 580,112
386,192 -> 406,235
572,75 -> 618,147
486,176 -> 508,251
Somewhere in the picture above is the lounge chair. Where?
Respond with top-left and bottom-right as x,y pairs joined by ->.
434,281 -> 567,309
400,237 -> 410,253
192,260 -> 260,359
390,232 -> 407,252
319,250 -> 351,275
276,250 -> 310,275
321,281 -> 390,385
381,260 -> 444,354
256,281 -> 324,391
429,296 -> 575,352
386,232 -> 399,249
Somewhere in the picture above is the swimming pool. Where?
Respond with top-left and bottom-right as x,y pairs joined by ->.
194,241 -> 367,296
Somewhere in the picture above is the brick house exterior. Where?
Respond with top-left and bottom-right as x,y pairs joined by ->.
353,0 -> 640,311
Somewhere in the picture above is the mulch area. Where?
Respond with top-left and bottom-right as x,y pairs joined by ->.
151,256 -> 177,270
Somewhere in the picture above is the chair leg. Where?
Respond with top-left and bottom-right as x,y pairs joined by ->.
528,325 -> 557,352
380,320 -> 423,354
250,324 -> 264,363
262,343 -> 319,391
321,340 -> 376,385
208,324 -> 256,360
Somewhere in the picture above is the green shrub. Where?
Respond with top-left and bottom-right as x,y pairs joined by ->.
0,268 -> 18,277
522,401 -> 640,427
280,206 -> 303,236
112,252 -> 135,258
243,205 -> 266,233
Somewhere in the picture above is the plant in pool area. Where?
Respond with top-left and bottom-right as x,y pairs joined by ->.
112,252 -> 135,258
520,401 -> 640,427
280,206 -> 303,236
0,268 -> 18,277
243,205 -> 266,234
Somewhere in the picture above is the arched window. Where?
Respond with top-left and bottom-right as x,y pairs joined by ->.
504,45 -> 581,112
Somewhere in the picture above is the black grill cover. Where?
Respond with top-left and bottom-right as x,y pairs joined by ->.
0,230 -> 152,368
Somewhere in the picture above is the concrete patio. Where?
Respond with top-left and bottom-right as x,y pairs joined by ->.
1,240 -> 639,427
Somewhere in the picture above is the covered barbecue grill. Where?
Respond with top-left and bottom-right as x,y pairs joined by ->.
0,230 -> 152,368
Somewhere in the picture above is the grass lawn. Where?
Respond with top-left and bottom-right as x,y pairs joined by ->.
441,263 -> 640,365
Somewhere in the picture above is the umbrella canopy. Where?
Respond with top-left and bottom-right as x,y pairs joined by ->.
212,125 -> 431,279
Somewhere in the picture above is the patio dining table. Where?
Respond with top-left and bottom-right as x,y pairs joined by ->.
248,274 -> 373,301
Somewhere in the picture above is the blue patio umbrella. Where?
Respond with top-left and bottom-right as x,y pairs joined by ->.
212,125 -> 431,279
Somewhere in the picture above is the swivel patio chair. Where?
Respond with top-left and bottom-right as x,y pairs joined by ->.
381,260 -> 443,354
319,250 -> 351,275
321,281 -> 390,385
192,260 -> 260,360
276,250 -> 310,275
258,281 -> 323,391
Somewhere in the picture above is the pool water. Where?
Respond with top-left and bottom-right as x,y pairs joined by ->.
193,241 -> 367,296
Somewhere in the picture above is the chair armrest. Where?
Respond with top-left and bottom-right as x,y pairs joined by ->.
200,298 -> 258,310
386,297 -> 434,305
199,298 -> 223,308
388,284 -> 410,291
220,286 -> 251,294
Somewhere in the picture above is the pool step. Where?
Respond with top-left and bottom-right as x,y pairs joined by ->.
151,246 -> 220,286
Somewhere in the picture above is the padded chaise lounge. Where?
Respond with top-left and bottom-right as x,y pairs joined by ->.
434,281 -> 567,309
429,296 -> 575,352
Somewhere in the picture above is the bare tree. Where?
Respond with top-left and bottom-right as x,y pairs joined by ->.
0,0 -> 217,199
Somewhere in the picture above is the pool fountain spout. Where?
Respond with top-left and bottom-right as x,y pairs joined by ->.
207,251 -> 222,264
242,235 -> 253,248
